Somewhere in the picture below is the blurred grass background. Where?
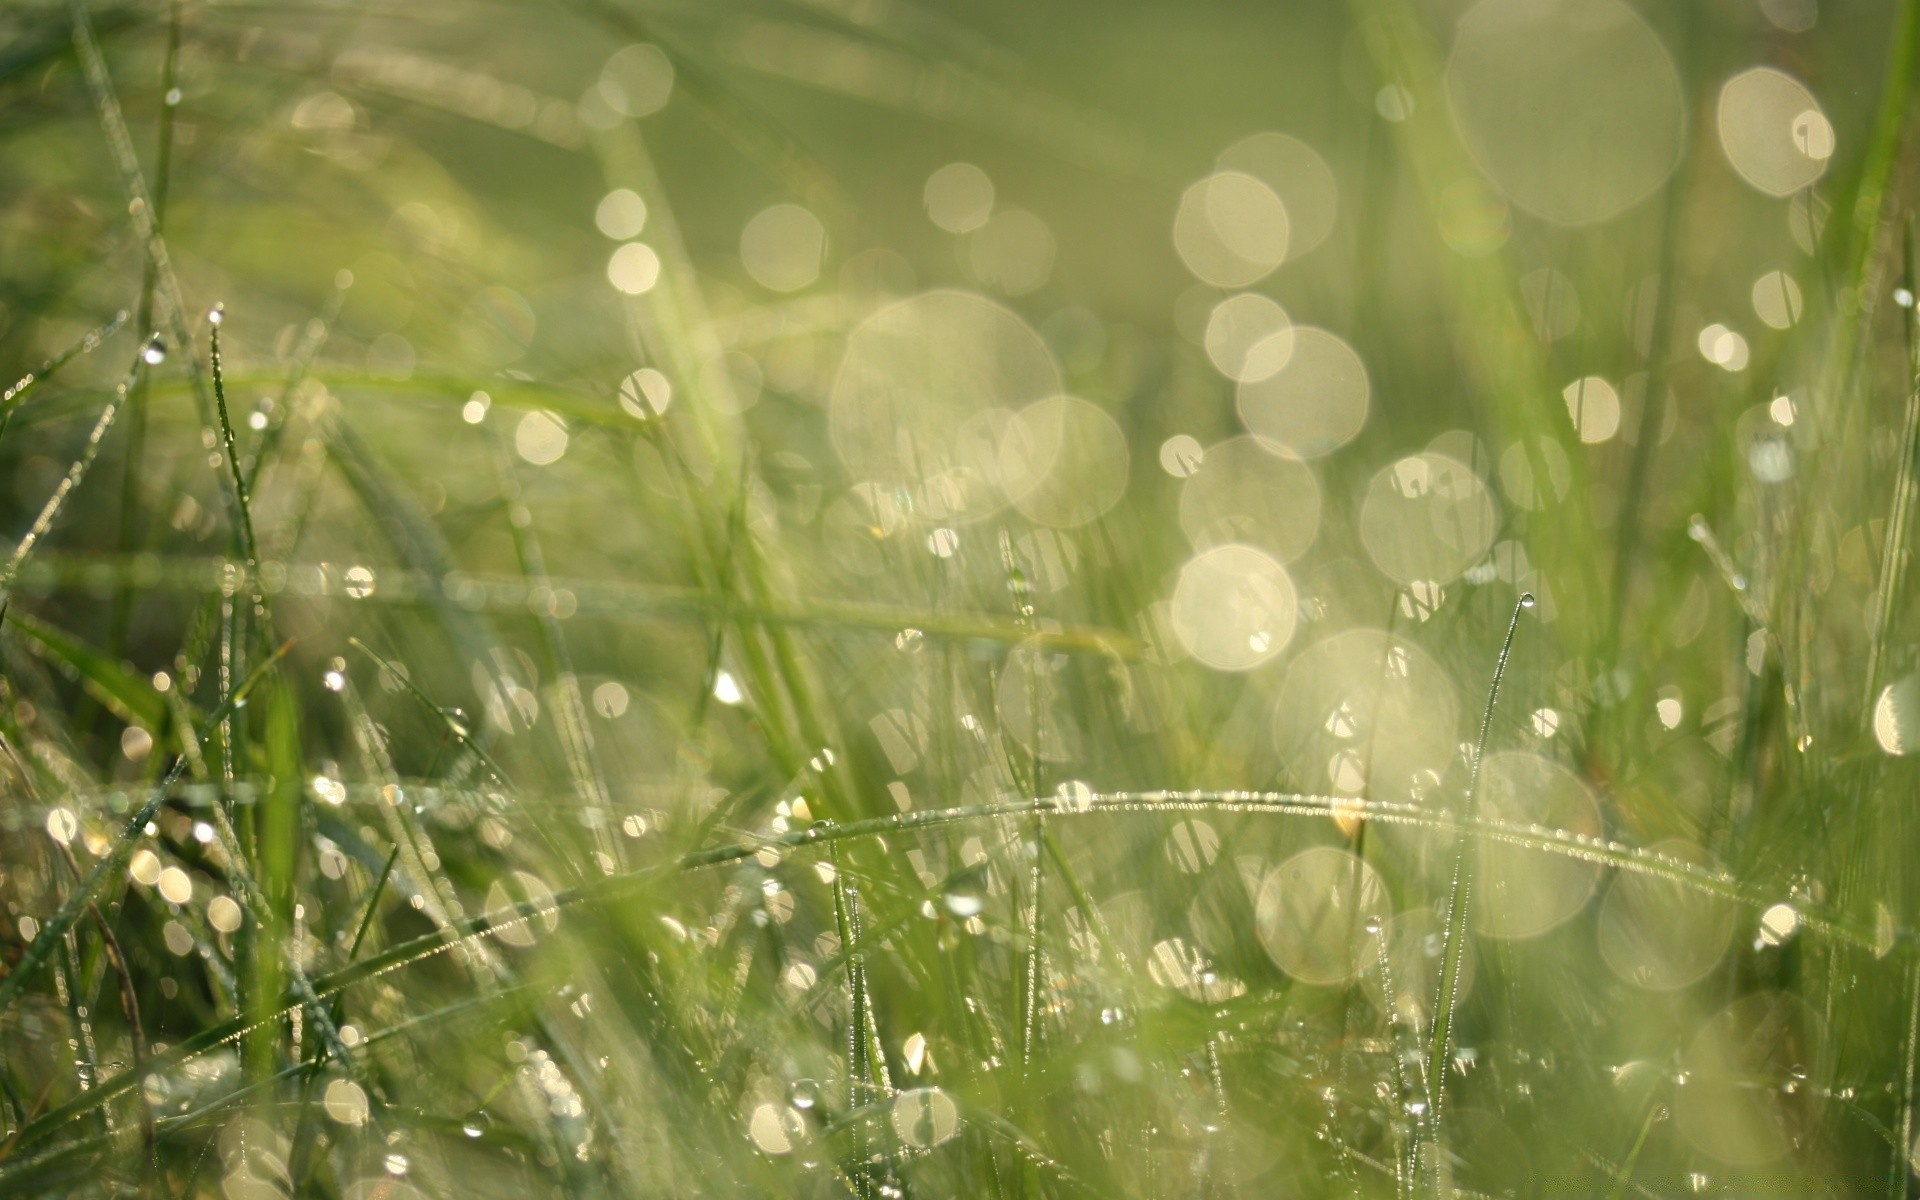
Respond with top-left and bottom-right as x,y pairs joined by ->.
0,0 -> 1918,1195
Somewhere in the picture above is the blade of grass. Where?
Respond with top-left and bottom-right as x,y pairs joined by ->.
3,608 -> 171,730
0,637 -> 294,1022
0,346 -> 149,600
70,2 -> 244,537
0,310 -> 129,450
1423,593 -> 1530,1197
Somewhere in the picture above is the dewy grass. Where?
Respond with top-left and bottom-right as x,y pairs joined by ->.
4,0 -> 1920,1195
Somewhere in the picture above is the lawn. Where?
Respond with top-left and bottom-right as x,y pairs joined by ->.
0,0 -> 1917,1195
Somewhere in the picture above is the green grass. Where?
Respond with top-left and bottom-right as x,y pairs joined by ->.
1,0 -> 1919,1195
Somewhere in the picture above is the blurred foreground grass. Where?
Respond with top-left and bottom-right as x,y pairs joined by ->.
2,0 -> 1920,1195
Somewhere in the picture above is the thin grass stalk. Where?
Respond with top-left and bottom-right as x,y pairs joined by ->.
1422,594 -> 1529,1196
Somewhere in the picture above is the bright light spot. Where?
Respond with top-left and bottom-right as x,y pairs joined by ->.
1170,543 -> 1298,671
599,43 -> 674,118
902,1031 -> 929,1074
1180,435 -> 1322,564
1173,171 -> 1290,288
1328,748 -> 1368,792
1770,394 -> 1797,426
45,808 -> 77,845
1718,67 -> 1833,196
591,681 -> 629,718
313,775 -> 347,806
595,188 -> 648,240
1375,84 -> 1413,122
208,895 -> 244,933
969,207 -> 1055,296
890,1088 -> 961,1148
1656,696 -> 1684,729
463,390 -> 491,424
1166,819 -> 1220,871
924,162 -> 994,233
1360,453 -> 1497,586
999,395 -> 1130,528
741,204 -> 826,293
1697,324 -> 1750,371
1160,434 -> 1205,477
324,1078 -> 370,1126
157,866 -> 193,905
1257,847 -> 1389,985
1531,708 -> 1560,738
618,367 -> 671,419
1446,0 -> 1683,225
1758,902 -> 1800,946
515,411 -> 569,466
1237,327 -> 1370,458
748,1102 -> 793,1154
1562,376 -> 1621,443
714,670 -> 744,706
926,527 -> 959,558
1874,675 -> 1920,755
344,565 -> 376,599
1215,132 -> 1339,260
607,242 -> 661,294
130,849 -> 162,886
1204,293 -> 1294,383
1751,270 -> 1803,330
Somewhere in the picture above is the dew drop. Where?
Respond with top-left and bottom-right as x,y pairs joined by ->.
207,304 -> 224,327
462,1112 -> 491,1138
1519,592 -> 1537,608
788,1079 -> 820,1110
142,336 -> 167,366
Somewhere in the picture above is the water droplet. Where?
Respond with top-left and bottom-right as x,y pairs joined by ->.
1519,592 -> 1537,608
787,1079 -> 820,1110
142,335 -> 167,366
462,1113 -> 491,1138
207,304 -> 224,327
